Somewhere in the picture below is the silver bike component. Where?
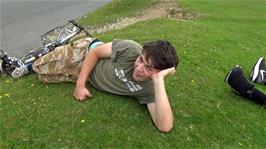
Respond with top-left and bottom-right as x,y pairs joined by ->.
0,60 -> 3,74
11,66 -> 29,78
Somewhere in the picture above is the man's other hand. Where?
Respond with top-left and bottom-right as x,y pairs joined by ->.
74,86 -> 92,101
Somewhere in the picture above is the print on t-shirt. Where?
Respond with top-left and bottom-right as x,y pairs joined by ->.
114,67 -> 143,92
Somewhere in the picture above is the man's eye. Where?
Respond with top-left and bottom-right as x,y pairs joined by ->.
147,67 -> 153,71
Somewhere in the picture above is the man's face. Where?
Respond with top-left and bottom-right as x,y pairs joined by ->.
133,54 -> 160,81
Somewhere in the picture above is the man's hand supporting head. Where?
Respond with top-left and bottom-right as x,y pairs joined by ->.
147,67 -> 176,133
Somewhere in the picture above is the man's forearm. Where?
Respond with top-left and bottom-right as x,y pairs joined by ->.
153,77 -> 174,131
76,52 -> 98,87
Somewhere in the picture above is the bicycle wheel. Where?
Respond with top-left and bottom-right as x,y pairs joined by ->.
56,22 -> 80,44
41,24 -> 65,45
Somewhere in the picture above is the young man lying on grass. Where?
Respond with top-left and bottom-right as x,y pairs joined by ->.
32,37 -> 179,132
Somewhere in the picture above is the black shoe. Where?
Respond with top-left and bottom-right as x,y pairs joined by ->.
250,57 -> 266,85
225,65 -> 254,97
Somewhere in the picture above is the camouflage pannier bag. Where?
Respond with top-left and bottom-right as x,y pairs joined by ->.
33,37 -> 95,83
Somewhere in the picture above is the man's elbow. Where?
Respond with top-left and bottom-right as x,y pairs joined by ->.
157,119 -> 173,133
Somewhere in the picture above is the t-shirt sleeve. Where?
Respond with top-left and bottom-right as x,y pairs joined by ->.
137,82 -> 155,104
111,39 -> 142,63
138,96 -> 155,104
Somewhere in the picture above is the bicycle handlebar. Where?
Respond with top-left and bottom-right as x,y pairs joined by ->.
68,19 -> 92,37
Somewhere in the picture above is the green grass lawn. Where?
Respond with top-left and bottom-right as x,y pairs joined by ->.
1,0 -> 266,148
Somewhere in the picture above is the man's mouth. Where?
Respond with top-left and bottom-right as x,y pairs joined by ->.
134,70 -> 142,79
135,72 -> 140,78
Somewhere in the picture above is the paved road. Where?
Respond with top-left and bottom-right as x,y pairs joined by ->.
1,0 -> 111,57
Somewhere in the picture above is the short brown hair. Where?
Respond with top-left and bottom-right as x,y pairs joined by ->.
142,40 -> 179,70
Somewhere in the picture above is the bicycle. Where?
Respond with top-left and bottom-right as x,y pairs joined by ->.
0,19 -> 93,78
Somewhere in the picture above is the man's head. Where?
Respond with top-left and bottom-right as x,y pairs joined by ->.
133,40 -> 179,81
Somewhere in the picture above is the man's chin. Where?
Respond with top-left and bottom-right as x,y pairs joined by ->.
133,75 -> 148,82
133,74 -> 142,82
133,76 -> 140,81
133,72 -> 150,82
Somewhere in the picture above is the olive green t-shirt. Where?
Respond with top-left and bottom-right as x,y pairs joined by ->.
88,39 -> 155,104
